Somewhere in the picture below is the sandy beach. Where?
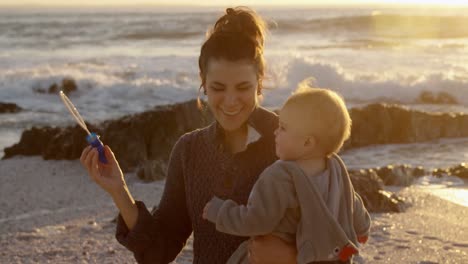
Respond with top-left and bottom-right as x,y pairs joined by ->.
0,157 -> 466,263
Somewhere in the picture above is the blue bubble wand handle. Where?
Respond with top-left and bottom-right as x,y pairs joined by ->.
59,91 -> 108,164
86,132 -> 107,164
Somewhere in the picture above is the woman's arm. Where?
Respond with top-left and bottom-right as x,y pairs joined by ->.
81,145 -> 140,230
111,185 -> 138,230
115,135 -> 193,264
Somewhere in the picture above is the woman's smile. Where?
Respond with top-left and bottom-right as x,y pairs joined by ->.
221,107 -> 243,116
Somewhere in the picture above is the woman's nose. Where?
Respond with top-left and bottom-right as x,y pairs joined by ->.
224,92 -> 239,106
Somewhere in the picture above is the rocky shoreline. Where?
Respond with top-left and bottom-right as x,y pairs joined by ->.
3,100 -> 468,213
5,100 -> 468,168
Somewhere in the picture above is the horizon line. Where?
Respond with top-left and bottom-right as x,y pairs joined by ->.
1,3 -> 468,8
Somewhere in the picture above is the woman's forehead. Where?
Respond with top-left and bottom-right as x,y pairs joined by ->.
206,59 -> 257,83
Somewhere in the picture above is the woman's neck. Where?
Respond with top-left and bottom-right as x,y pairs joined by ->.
296,157 -> 327,177
223,124 -> 248,154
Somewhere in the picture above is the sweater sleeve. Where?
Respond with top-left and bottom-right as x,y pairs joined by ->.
205,164 -> 296,237
115,135 -> 193,264
352,192 -> 371,242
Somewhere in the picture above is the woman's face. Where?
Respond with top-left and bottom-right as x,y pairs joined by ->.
205,58 -> 259,133
274,105 -> 307,161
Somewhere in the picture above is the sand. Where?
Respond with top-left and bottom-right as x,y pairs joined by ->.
358,187 -> 468,263
0,157 -> 467,263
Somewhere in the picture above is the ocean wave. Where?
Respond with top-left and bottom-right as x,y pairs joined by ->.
262,57 -> 468,107
298,38 -> 466,51
0,57 -> 200,122
114,31 -> 202,40
1,55 -> 468,124
271,14 -> 468,39
298,39 -> 404,50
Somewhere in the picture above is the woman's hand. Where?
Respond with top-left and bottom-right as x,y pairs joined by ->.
248,234 -> 297,264
80,145 -> 126,196
81,145 -> 140,230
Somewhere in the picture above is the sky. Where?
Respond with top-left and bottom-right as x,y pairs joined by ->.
2,0 -> 468,7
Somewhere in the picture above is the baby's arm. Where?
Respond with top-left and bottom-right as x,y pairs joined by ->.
353,192 -> 371,244
203,165 -> 296,237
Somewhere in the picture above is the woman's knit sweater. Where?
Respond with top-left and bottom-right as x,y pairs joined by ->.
115,106 -> 278,264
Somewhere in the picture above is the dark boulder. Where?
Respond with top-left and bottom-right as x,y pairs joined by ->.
373,164 -> 426,186
0,102 -> 22,114
33,78 -> 78,95
448,163 -> 468,179
349,169 -> 406,213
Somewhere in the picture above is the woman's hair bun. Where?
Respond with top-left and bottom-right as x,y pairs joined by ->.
210,6 -> 266,49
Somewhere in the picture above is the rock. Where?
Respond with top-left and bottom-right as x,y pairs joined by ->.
374,165 -> 421,186
350,164 -> 428,187
416,91 -> 458,105
3,124 -> 99,160
60,78 -> 78,95
33,78 -> 78,95
47,83 -> 59,94
432,168 -> 449,177
448,163 -> 468,179
413,166 -> 426,177
136,160 -> 167,182
346,103 -> 468,149
0,102 -> 22,113
431,163 -> 468,179
417,91 -> 437,104
361,163 -> 468,183
3,127 -> 62,158
376,190 -> 406,212
349,169 -> 406,213
436,92 -> 458,104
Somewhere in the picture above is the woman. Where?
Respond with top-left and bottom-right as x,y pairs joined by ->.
80,7 -> 296,264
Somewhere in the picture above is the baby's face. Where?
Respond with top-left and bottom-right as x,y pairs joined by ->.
274,105 -> 312,160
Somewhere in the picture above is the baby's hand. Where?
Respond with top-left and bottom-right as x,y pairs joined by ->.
202,201 -> 211,219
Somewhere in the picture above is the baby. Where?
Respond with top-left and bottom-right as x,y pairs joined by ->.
203,84 -> 371,264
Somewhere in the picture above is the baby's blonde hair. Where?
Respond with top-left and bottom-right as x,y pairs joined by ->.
284,80 -> 351,156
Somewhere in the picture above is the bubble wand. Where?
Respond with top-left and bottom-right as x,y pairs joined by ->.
59,91 -> 107,164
